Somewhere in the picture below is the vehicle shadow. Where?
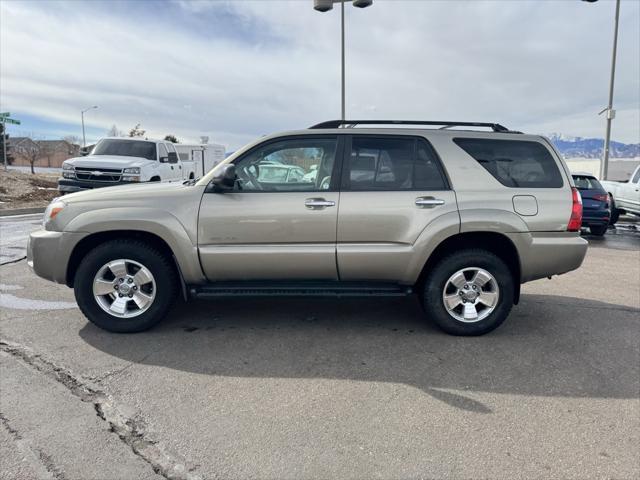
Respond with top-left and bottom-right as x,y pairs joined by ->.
78,294 -> 639,413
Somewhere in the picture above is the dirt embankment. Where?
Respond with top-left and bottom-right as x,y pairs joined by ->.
0,170 -> 60,210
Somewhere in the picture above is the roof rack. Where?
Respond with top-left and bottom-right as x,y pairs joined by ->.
309,120 -> 521,133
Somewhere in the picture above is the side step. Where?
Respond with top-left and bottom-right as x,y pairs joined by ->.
190,281 -> 413,299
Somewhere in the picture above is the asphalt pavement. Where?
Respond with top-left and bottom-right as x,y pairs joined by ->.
1,215 -> 638,479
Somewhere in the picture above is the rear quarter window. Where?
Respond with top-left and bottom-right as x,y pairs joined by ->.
453,138 -> 563,188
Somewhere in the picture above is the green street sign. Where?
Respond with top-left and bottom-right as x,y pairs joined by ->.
0,112 -> 10,117
2,117 -> 20,125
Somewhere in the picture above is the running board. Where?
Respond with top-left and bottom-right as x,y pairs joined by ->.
190,281 -> 413,298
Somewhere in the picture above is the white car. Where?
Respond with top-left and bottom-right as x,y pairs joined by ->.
601,165 -> 640,223
59,138 -> 185,194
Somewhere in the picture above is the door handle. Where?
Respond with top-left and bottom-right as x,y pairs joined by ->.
305,198 -> 336,209
415,197 -> 445,208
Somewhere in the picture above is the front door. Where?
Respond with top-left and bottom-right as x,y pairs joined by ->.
336,135 -> 457,281
198,135 -> 343,280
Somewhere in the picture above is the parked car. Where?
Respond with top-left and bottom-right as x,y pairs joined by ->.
58,138 -> 185,194
29,120 -> 588,336
571,172 -> 610,236
601,165 -> 640,224
174,143 -> 226,180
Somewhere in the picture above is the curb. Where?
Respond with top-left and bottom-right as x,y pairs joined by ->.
0,207 -> 46,217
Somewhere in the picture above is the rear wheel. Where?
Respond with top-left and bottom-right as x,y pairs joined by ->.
609,197 -> 620,225
589,224 -> 607,236
74,240 -> 177,333
422,249 -> 514,336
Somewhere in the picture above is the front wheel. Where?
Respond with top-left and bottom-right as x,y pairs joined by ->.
74,240 -> 177,333
609,198 -> 620,225
422,249 -> 514,336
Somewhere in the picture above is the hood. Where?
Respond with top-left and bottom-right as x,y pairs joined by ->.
64,155 -> 152,170
61,180 -> 189,204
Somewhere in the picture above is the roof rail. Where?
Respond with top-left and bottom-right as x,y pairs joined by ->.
309,120 -> 520,133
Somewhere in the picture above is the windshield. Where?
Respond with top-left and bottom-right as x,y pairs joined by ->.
572,175 -> 603,190
92,139 -> 157,161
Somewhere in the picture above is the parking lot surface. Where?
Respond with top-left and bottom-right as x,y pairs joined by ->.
1,217 -> 639,479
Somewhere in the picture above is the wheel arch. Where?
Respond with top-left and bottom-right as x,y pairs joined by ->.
65,230 -> 189,300
415,231 -> 522,304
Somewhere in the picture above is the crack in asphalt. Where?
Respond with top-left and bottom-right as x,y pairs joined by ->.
0,412 -> 62,480
0,256 -> 27,266
0,339 -> 202,480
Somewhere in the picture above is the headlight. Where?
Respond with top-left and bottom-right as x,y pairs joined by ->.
62,163 -> 75,178
43,199 -> 66,226
123,167 -> 140,174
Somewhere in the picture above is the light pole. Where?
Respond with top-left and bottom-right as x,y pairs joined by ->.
583,0 -> 621,180
81,105 -> 98,148
313,0 -> 373,121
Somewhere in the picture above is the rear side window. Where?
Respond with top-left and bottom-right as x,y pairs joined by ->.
346,136 -> 448,191
453,138 -> 563,188
573,175 -> 603,190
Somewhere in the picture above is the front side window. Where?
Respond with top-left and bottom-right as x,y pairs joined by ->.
92,139 -> 157,161
234,137 -> 337,192
346,136 -> 447,191
158,143 -> 168,161
453,138 -> 563,188
632,169 -> 640,184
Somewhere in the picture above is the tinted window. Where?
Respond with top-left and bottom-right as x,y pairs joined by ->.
234,137 -> 337,192
573,175 -> 603,191
347,137 -> 447,191
92,139 -> 157,161
453,138 -> 563,188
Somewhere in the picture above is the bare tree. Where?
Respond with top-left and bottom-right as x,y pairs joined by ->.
16,141 -> 40,174
128,123 -> 146,138
200,136 -> 209,144
106,125 -> 123,137
63,135 -> 80,146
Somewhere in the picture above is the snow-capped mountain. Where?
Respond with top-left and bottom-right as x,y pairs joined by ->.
546,133 -> 639,159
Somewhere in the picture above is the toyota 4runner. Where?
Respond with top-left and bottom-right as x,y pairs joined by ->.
28,120 -> 588,336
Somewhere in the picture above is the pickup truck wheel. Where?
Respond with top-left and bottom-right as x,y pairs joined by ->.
609,198 -> 620,225
74,240 -> 177,333
422,249 -> 514,336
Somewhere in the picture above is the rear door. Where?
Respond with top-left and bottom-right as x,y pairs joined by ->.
336,135 -> 457,281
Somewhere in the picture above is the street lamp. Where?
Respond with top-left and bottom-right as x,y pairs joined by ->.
582,0 -> 621,180
313,0 -> 373,121
81,105 -> 98,148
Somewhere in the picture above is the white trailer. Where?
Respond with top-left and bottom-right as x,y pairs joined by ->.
175,143 -> 226,180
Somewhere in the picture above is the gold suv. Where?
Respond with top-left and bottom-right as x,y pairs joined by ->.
29,120 -> 588,335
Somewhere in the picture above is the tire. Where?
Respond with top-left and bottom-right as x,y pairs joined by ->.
589,224 -> 607,236
609,198 -> 620,225
74,239 -> 177,333
421,249 -> 514,336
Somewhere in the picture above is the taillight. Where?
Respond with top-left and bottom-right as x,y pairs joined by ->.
593,193 -> 609,202
567,187 -> 583,232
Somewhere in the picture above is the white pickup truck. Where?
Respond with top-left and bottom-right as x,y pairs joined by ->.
601,165 -> 640,224
59,137 -> 185,194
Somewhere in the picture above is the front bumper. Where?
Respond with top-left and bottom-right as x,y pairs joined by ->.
27,229 -> 87,285
58,178 -> 137,193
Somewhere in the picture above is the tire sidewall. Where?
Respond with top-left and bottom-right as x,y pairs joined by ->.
74,241 -> 176,333
423,250 -> 514,336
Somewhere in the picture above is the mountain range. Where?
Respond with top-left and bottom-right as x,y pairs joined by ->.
547,133 -> 639,159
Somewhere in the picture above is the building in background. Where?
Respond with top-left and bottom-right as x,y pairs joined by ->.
7,138 -> 80,168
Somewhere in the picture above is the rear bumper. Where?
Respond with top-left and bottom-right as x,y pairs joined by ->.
510,232 -> 588,283
582,209 -> 610,227
27,229 -> 87,284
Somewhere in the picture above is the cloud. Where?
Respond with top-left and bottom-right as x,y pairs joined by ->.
1,0 -> 639,148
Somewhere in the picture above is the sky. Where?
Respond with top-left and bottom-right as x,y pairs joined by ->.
1,0 -> 639,150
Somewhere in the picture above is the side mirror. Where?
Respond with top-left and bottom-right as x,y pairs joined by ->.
210,164 -> 237,191
168,152 -> 179,164
159,156 -> 168,163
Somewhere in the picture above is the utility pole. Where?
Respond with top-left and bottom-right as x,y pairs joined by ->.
81,105 -> 98,148
600,0 -> 621,181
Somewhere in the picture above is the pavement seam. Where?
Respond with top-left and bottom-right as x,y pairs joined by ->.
0,412 -> 61,480
0,256 -> 27,266
0,339 -> 203,480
